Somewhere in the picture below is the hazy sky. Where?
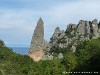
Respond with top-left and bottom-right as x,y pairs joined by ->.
0,0 -> 100,47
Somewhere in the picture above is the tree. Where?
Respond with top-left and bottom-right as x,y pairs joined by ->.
74,38 -> 100,72
62,53 -> 77,72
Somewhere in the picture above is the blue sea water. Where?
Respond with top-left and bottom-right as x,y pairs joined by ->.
10,47 -> 29,55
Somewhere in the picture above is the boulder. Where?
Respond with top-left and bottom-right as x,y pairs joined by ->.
58,53 -> 63,59
71,46 -> 76,53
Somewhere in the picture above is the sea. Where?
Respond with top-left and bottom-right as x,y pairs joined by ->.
10,47 -> 29,55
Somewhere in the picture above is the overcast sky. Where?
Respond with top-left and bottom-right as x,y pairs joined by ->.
0,0 -> 100,47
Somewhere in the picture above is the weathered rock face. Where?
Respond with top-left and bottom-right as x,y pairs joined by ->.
52,27 -> 61,40
49,27 -> 61,47
28,18 -> 45,62
48,19 -> 100,53
77,20 -> 86,35
92,19 -> 99,38
58,53 -> 63,59
29,19 -> 100,61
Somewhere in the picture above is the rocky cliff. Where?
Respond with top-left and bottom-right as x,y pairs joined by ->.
29,18 -> 100,61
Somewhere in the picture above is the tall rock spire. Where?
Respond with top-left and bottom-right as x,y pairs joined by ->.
28,18 -> 45,62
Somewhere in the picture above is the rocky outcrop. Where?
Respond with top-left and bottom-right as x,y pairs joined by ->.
28,18 -> 45,62
48,19 -> 100,53
29,18 -> 100,61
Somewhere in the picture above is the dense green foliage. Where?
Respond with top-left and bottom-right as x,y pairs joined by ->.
0,38 -> 100,75
74,38 -> 100,74
0,40 -> 66,75
62,53 -> 77,72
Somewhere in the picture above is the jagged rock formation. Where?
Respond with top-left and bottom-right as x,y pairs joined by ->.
29,18 -> 100,61
46,19 -> 100,57
28,18 -> 45,62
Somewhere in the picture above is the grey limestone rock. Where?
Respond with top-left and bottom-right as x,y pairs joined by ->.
92,19 -> 98,25
77,20 -> 86,35
28,18 -> 100,61
47,19 -> 100,60
52,27 -> 61,39
67,24 -> 76,31
59,43 -> 64,48
71,45 -> 76,53
85,21 -> 90,34
48,55 -> 53,60
77,20 -> 91,38
59,30 -> 65,38
58,53 -> 63,59
29,17 -> 44,52
43,54 -> 53,60
92,19 -> 99,39
50,27 -> 61,46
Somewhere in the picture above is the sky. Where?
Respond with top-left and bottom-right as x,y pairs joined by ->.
0,0 -> 100,47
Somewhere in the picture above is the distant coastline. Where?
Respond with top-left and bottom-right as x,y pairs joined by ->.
10,47 -> 29,55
